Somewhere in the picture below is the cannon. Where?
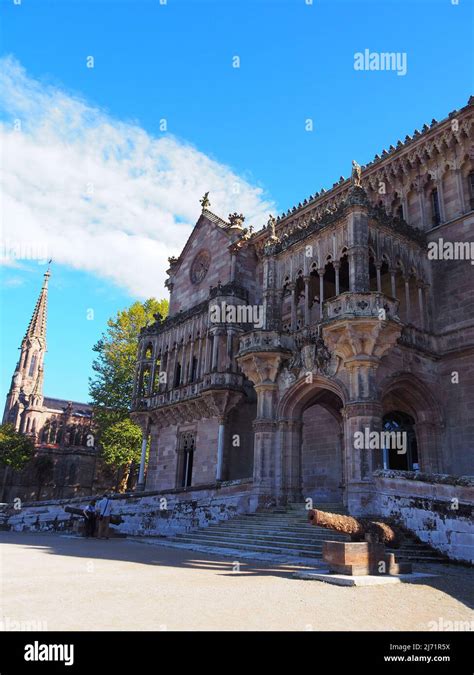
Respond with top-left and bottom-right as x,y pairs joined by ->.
307,508 -> 412,575
64,505 -> 123,526
308,509 -> 402,547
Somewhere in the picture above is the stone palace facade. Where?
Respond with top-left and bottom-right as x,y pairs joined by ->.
131,97 -> 474,516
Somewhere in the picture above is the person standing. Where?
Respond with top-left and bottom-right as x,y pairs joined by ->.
96,493 -> 112,539
83,500 -> 97,538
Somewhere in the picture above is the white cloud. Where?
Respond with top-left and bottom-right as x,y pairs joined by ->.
0,56 -> 275,297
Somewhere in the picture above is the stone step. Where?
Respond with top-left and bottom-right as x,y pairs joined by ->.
203,522 -> 345,533
156,501 -> 443,564
174,533 -> 342,547
173,531 -> 439,555
196,530 -> 348,542
174,529 -> 434,550
200,528 -> 345,539
168,537 -> 324,557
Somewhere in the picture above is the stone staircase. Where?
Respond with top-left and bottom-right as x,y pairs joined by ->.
138,502 -> 445,564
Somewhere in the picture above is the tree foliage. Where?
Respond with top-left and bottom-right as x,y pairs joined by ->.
89,297 -> 168,432
100,418 -> 145,492
100,419 -> 143,469
88,298 -> 167,483
0,424 -> 35,470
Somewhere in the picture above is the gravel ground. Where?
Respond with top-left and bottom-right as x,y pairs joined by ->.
1,532 -> 473,632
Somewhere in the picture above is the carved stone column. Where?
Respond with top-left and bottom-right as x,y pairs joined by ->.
433,170 -> 446,223
323,315 -> 402,515
289,283 -> 297,331
237,343 -> 291,504
216,416 -> 226,481
318,269 -> 325,319
417,282 -> 425,330
226,329 -> 234,372
202,390 -> 244,482
390,268 -> 397,299
404,277 -> 411,324
211,331 -> 219,371
333,262 -> 340,296
346,192 -> 370,293
375,263 -> 382,293
196,333 -> 203,379
415,181 -> 426,228
167,343 -> 177,391
304,276 -> 310,326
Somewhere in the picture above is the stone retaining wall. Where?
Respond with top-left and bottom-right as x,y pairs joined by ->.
374,470 -> 474,564
4,479 -> 256,537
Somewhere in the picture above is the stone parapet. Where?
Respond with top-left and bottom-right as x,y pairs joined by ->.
374,470 -> 474,563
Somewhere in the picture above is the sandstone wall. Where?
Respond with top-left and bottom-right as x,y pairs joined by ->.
374,470 -> 474,564
4,480 -> 255,537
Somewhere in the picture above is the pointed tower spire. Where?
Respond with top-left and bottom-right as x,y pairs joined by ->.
3,266 -> 51,426
23,265 -> 51,343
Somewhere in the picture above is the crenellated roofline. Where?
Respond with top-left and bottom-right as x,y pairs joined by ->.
247,95 -> 473,244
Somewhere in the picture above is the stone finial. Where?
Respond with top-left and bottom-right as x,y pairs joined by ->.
200,192 -> 211,211
351,159 -> 362,187
167,256 -> 178,266
228,212 -> 245,228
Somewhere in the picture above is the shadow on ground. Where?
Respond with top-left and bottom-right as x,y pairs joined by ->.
1,531 -> 473,609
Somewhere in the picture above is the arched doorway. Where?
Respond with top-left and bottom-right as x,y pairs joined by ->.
301,390 -> 344,503
278,376 -> 347,505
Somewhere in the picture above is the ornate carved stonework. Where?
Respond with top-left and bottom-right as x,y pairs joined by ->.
286,333 -> 339,380
190,250 -> 211,284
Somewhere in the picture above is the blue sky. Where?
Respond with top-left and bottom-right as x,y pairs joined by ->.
1,0 -> 473,405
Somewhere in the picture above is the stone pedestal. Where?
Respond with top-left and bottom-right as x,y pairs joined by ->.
322,540 -> 412,575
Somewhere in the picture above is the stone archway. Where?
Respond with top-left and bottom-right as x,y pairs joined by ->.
277,376 -> 347,505
379,372 -> 444,473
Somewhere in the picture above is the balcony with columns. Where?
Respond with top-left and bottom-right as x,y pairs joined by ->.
131,282 -> 254,417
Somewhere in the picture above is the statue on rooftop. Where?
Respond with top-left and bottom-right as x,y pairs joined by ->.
200,192 -> 211,211
351,159 -> 362,187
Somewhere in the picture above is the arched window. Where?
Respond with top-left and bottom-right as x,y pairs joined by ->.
178,432 -> 195,488
468,171 -> 474,210
431,188 -> 441,226
140,366 -> 151,395
28,353 -> 38,377
144,343 -> 153,359
382,411 -> 418,471
152,358 -> 161,393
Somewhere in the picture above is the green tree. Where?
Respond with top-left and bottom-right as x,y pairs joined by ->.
89,298 -> 167,485
0,423 -> 35,501
100,419 -> 143,492
0,424 -> 35,469
89,297 -> 168,431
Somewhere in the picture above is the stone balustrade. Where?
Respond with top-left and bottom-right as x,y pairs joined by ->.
323,291 -> 399,321
133,371 -> 246,411
237,330 -> 294,356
